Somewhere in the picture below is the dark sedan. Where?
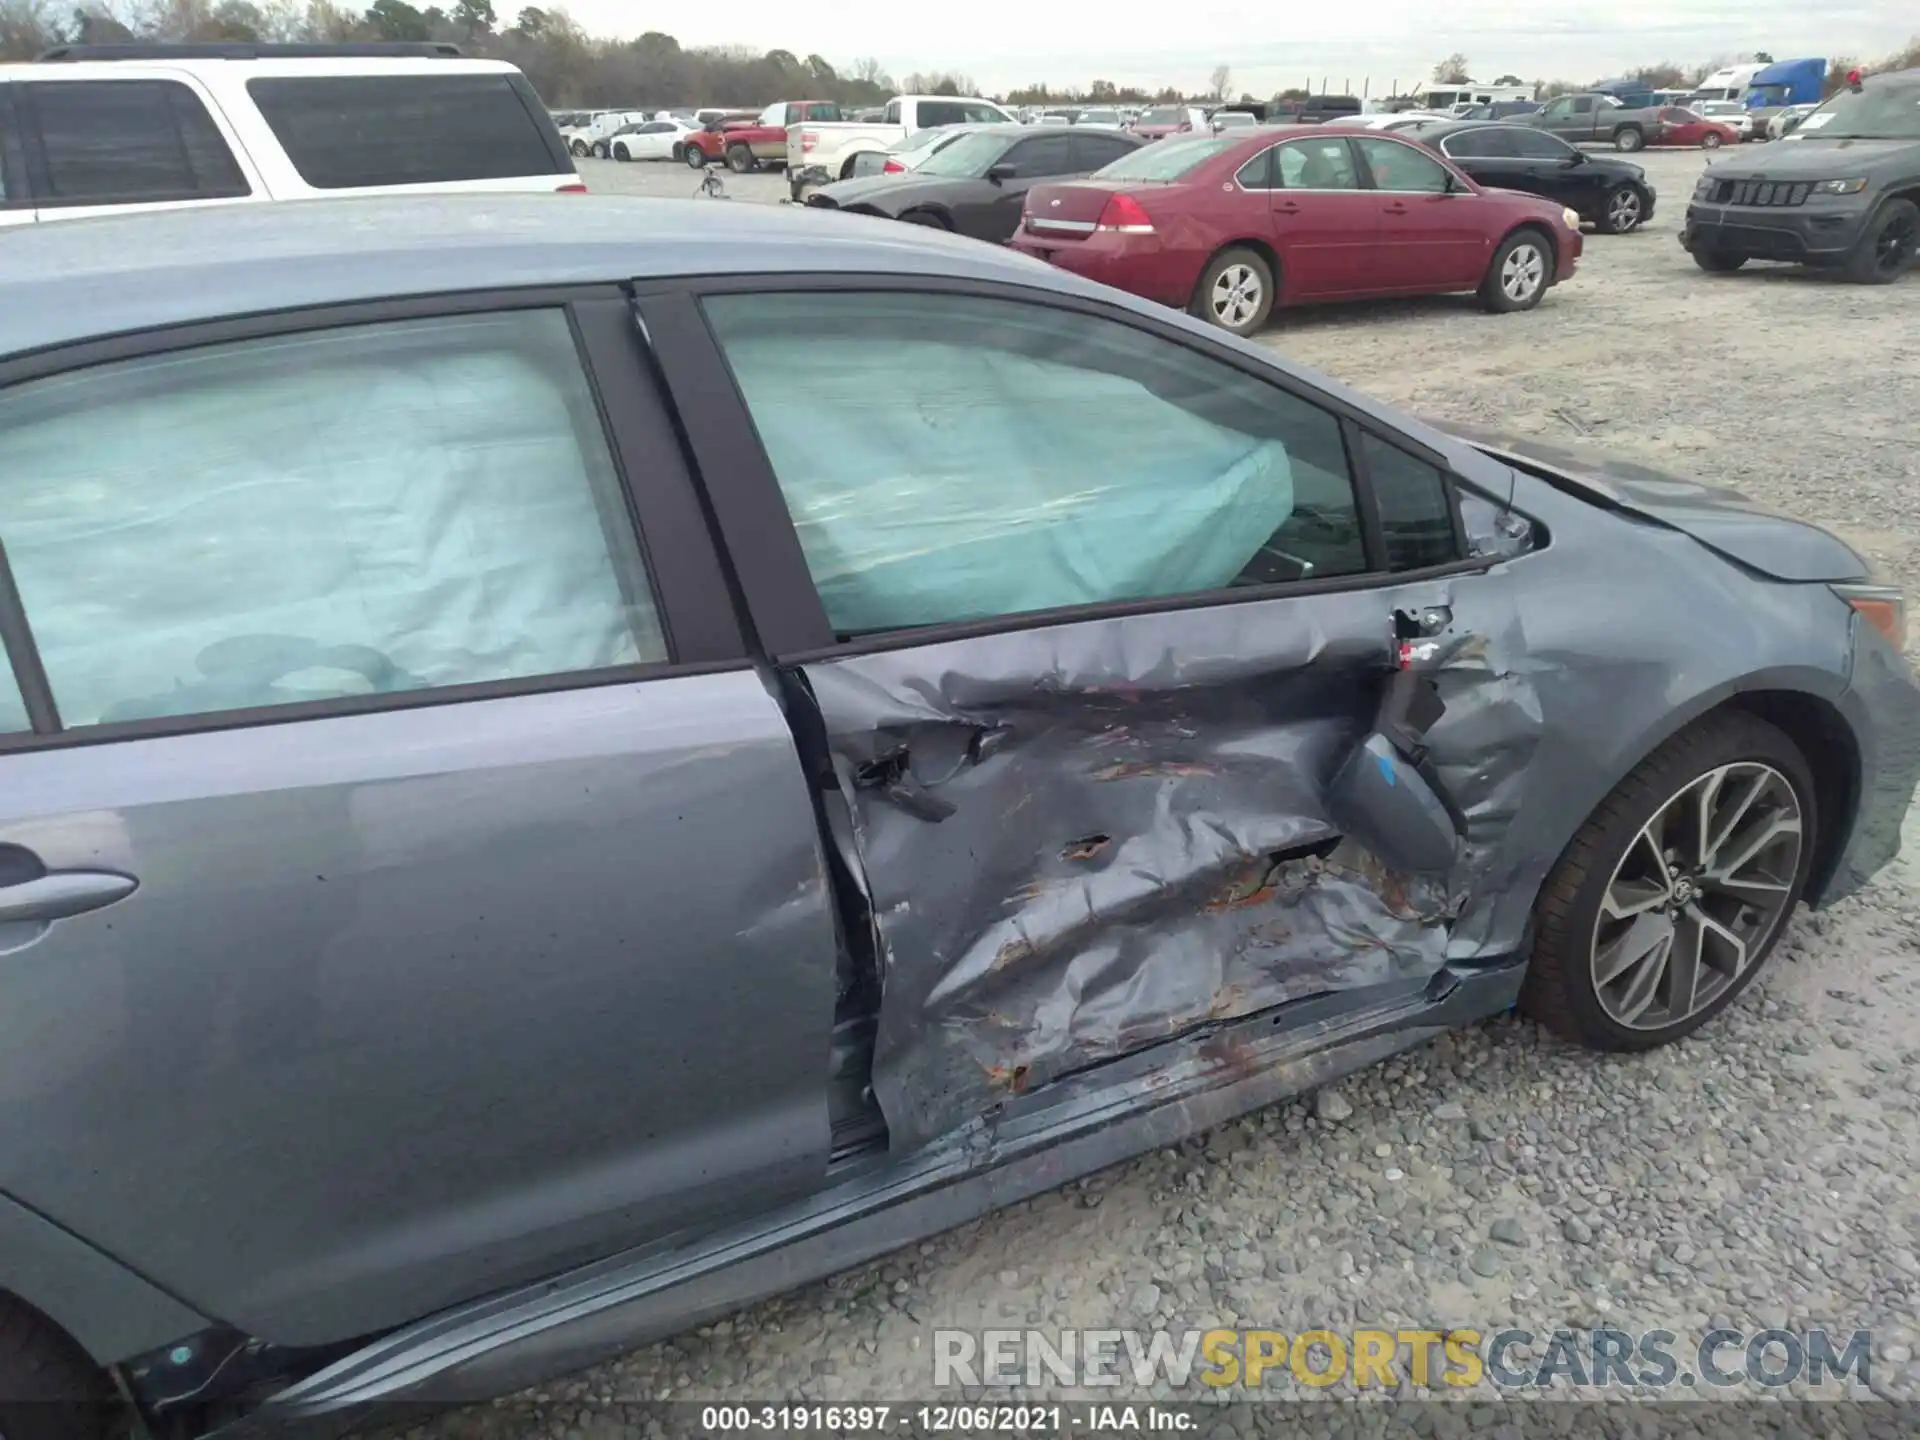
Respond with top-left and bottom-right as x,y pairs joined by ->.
805,125 -> 1145,243
1412,120 -> 1657,234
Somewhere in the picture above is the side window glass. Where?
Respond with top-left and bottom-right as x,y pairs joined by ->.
1234,146 -> 1274,189
0,312 -> 665,728
703,292 -> 1367,633
1275,138 -> 1361,190
1510,128 -> 1571,159
24,79 -> 248,206
1008,134 -> 1074,176
1071,135 -> 1133,172
1572,98 -> 1595,114
1445,128 -> 1514,159
963,104 -> 1004,123
0,91 -> 13,205
1360,434 -> 1460,571
1356,137 -> 1451,192
883,100 -> 900,124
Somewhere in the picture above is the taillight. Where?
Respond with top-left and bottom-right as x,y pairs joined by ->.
801,129 -> 818,152
556,181 -> 588,193
1095,192 -> 1155,233
883,158 -> 906,173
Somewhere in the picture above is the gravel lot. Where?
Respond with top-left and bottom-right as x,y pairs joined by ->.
414,145 -> 1920,1434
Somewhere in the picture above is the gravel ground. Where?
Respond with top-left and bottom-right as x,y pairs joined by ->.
411,146 -> 1920,1434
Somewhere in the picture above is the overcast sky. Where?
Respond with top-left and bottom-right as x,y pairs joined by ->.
557,1 -> 1914,95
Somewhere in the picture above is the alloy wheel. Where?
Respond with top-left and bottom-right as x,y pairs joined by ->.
1210,264 -> 1262,329
1500,243 -> 1546,303
1876,210 -> 1918,277
1589,762 -> 1803,1031
1608,188 -> 1643,231
1703,133 -> 1723,149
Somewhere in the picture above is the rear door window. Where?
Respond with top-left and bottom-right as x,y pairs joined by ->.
245,74 -> 568,189
1441,128 -> 1515,158
1510,128 -> 1576,159
1275,137 -> 1362,189
1355,137 -> 1452,192
0,310 -> 665,727
1070,133 -> 1136,171
1005,133 -> 1075,176
21,79 -> 249,207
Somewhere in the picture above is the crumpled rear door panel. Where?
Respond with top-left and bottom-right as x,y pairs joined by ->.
798,575 -> 1540,1153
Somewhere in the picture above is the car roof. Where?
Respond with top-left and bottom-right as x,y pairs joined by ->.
0,194 -> 1122,361
0,55 -> 517,80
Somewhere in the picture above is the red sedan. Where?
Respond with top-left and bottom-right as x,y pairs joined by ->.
1649,107 -> 1741,149
1010,127 -> 1583,335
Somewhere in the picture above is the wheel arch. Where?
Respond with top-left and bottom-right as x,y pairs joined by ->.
899,204 -> 955,228
1573,675 -> 1859,909
1199,236 -> 1282,300
1496,219 -> 1560,270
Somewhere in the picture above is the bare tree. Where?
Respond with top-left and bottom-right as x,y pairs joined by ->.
1432,52 -> 1470,83
1208,63 -> 1230,99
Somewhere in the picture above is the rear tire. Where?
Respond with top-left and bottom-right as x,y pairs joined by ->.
726,143 -> 759,174
1702,132 -> 1724,149
1612,125 -> 1645,152
1189,247 -> 1275,337
0,1295 -> 116,1440
590,140 -> 609,160
1839,197 -> 1919,285
613,144 -> 631,162
1692,246 -> 1748,273
1519,713 -> 1815,1052
1478,228 -> 1552,311
569,139 -> 588,157
683,146 -> 707,169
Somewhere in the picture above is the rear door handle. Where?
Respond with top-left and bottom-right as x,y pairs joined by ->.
1277,200 -> 1302,214
0,870 -> 137,923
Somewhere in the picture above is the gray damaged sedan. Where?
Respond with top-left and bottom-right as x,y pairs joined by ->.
0,196 -> 1913,1438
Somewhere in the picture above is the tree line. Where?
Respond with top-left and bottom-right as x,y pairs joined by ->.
1,5 -> 1915,111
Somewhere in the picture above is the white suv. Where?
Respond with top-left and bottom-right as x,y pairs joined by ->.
0,41 -> 582,229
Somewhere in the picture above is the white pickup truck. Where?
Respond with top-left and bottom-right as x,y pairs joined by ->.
786,94 -> 1018,198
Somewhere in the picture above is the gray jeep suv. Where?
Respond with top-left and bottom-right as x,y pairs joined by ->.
1681,67 -> 1920,281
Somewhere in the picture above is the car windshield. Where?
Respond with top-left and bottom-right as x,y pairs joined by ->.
1080,110 -> 1120,124
894,126 -> 957,154
1798,79 -> 1920,139
915,129 -> 1014,177
1139,107 -> 1185,124
1095,134 -> 1239,180
1213,112 -> 1255,127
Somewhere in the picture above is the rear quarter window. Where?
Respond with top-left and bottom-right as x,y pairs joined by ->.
245,73 -> 568,189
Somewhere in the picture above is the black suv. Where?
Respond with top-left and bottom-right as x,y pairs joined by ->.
1680,67 -> 1920,282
